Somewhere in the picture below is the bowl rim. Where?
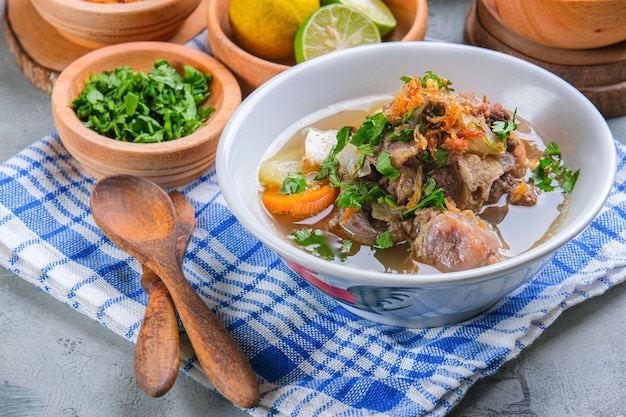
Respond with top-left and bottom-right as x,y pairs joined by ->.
400,0 -> 429,42
52,41 -> 242,156
32,0 -> 198,15
217,41 -> 617,287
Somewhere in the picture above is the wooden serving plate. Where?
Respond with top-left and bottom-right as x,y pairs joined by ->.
3,0 -> 209,93
464,0 -> 626,118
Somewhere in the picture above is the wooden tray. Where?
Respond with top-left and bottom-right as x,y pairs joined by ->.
464,0 -> 626,118
3,0 -> 209,94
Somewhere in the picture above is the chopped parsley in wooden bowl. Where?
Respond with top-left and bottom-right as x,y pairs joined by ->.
72,59 -> 216,143
52,41 -> 241,187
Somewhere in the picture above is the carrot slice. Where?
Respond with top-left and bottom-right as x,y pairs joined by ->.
262,185 -> 339,219
341,206 -> 359,224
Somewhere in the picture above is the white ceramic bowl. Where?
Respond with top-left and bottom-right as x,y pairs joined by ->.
216,42 -> 616,327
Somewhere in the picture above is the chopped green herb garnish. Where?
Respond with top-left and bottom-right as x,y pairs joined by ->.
418,114 -> 425,135
351,112 -> 387,147
420,71 -> 454,91
401,71 -> 453,91
561,170 -> 580,193
336,182 -> 386,210
406,189 -> 446,215
290,228 -> 335,260
374,230 -> 394,250
423,148 -> 448,167
429,105 -> 445,118
532,141 -> 580,192
491,108 -> 518,141
403,177 -> 446,216
356,144 -> 374,156
422,176 -> 438,196
280,172 -> 307,195
379,195 -> 398,207
315,125 -> 351,182
340,239 -> 353,254
402,105 -> 423,124
388,126 -> 415,143
72,60 -> 215,143
336,190 -> 363,209
376,151 -> 400,179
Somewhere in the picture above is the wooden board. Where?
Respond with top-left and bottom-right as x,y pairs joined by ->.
464,0 -> 626,118
3,0 -> 209,94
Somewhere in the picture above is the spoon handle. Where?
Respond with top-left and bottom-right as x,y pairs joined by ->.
134,191 -> 194,397
153,261 -> 260,409
134,269 -> 180,397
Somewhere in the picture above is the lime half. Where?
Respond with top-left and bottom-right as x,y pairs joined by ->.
294,4 -> 382,63
321,0 -> 397,37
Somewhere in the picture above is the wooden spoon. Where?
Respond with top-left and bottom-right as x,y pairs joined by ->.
134,190 -> 194,397
90,175 -> 259,409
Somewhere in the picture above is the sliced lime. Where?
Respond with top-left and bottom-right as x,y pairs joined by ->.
321,0 -> 397,37
294,4 -> 382,63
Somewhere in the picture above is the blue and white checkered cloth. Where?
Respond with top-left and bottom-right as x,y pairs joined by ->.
2,31 -> 626,417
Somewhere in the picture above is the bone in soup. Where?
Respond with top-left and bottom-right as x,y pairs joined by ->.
257,72 -> 579,274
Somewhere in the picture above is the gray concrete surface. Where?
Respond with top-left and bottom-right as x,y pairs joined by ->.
1,1 -> 626,416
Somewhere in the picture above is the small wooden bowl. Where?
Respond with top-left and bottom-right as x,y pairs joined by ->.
206,0 -> 428,96
31,0 -> 203,49
51,42 -> 242,188
494,0 -> 626,50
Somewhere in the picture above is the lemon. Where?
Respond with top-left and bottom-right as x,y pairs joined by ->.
294,4 -> 381,63
321,0 -> 397,36
228,0 -> 320,61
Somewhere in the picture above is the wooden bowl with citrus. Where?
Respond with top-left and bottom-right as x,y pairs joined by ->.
31,0 -> 203,49
207,0 -> 428,95
51,42 -> 242,188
